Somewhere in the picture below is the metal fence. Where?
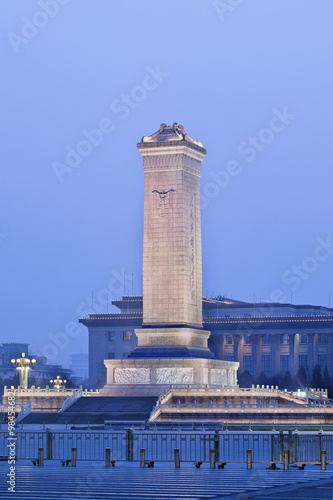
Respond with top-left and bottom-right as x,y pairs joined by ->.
0,429 -> 332,463
0,431 -> 47,460
132,431 -> 216,462
287,433 -> 333,464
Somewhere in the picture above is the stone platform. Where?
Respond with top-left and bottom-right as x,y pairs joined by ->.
2,385 -> 81,412
148,385 -> 333,424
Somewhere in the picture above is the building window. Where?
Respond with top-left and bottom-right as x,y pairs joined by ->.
123,331 -> 132,341
123,352 -> 130,358
262,355 -> 271,373
244,313 -> 251,318
225,314 -> 230,318
97,363 -> 107,385
225,355 -> 234,362
108,352 -> 115,359
244,335 -> 252,345
226,335 -> 233,345
280,355 -> 289,372
318,355 -> 327,370
300,334 -> 308,344
243,355 -> 252,372
299,355 -> 308,370
262,335 -> 270,345
108,332 -> 115,341
318,334 -> 327,344
281,334 -> 289,344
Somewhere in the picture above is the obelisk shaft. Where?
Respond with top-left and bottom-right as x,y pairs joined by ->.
137,124 -> 207,329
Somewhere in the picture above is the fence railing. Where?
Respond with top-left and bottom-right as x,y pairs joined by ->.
1,429 -> 332,463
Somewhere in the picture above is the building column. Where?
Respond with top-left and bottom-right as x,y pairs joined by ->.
289,333 -> 296,377
308,333 -> 314,377
252,336 -> 258,379
233,335 -> 241,370
219,334 -> 224,360
313,333 -> 318,369
271,335 -> 279,376
256,335 -> 262,375
328,333 -> 333,374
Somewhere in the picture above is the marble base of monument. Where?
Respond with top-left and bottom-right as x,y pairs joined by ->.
101,357 -> 239,396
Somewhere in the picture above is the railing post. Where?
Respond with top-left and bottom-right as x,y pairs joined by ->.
283,450 -> 289,470
214,430 -> 220,462
46,428 -> 52,460
279,430 -> 284,463
321,450 -> 327,471
288,430 -> 293,462
210,449 -> 215,469
126,428 -> 133,461
271,434 -> 275,463
105,448 -> 111,467
174,448 -> 180,468
38,447 -> 44,466
140,449 -> 145,468
71,447 -> 77,467
246,449 -> 252,469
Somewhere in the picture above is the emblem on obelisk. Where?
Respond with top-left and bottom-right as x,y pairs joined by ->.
152,189 -> 175,217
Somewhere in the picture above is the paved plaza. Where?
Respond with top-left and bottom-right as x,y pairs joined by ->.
0,462 -> 332,500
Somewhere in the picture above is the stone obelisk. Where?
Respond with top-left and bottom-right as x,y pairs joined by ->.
103,124 -> 238,395
141,123 -> 204,328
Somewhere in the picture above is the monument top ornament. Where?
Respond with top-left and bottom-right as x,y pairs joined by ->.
140,122 -> 206,152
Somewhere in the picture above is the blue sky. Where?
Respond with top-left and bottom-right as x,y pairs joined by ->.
1,0 -> 332,366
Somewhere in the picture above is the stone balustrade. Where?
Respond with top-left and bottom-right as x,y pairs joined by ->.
2,386 -> 100,412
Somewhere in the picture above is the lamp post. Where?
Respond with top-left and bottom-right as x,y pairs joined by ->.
50,376 -> 67,390
11,353 -> 36,389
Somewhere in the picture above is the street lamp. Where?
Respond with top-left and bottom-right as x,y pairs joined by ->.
11,353 -> 36,389
50,376 -> 67,390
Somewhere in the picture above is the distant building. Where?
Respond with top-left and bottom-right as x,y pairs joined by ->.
69,353 -> 88,381
0,343 -> 73,388
80,296 -> 333,388
0,343 -> 29,365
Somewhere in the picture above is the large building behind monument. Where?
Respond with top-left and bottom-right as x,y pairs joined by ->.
81,297 -> 333,387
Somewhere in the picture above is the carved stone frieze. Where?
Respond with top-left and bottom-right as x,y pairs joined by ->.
156,367 -> 193,384
210,368 -> 228,385
114,368 -> 151,384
